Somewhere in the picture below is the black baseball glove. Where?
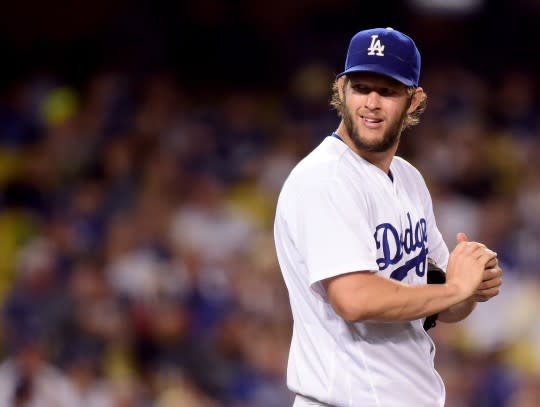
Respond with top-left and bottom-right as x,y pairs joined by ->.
423,258 -> 446,331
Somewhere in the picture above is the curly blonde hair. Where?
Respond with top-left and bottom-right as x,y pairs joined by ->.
330,77 -> 427,130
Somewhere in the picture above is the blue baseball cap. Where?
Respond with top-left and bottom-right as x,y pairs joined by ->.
336,27 -> 421,87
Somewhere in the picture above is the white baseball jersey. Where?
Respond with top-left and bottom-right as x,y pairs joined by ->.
274,135 -> 450,407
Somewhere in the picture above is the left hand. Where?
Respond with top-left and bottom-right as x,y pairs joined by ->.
471,256 -> 502,302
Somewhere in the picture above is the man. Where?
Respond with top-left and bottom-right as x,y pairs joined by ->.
0,330 -> 81,407
273,27 -> 502,406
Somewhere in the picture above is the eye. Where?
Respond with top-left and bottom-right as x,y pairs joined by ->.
352,84 -> 370,94
379,87 -> 397,97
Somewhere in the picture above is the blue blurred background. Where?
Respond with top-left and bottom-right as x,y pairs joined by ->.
0,1 -> 539,406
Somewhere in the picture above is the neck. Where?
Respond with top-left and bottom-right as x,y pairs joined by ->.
335,121 -> 397,173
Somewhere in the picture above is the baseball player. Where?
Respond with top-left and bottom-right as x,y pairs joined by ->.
274,27 -> 502,406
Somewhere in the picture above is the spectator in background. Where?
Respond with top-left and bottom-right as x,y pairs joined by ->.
0,323 -> 80,406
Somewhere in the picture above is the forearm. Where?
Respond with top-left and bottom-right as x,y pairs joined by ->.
438,297 -> 476,323
325,273 -> 468,323
361,282 -> 467,322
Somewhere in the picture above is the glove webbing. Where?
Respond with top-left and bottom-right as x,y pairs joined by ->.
423,259 -> 446,331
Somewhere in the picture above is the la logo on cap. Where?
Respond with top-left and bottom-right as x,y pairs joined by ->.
367,35 -> 385,56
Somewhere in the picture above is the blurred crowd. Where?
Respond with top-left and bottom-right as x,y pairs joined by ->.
0,58 -> 539,407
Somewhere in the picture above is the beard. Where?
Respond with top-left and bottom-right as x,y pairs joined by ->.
340,94 -> 407,153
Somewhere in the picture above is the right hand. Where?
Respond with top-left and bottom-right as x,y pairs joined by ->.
445,232 -> 497,301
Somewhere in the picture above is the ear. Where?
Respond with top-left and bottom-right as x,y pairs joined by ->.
407,87 -> 425,114
337,76 -> 346,101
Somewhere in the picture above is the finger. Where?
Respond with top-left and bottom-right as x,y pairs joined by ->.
473,287 -> 501,302
477,277 -> 502,290
485,256 -> 498,269
456,232 -> 469,244
476,248 -> 497,262
482,267 -> 502,280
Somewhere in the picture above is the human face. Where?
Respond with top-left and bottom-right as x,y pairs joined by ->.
339,73 -> 412,153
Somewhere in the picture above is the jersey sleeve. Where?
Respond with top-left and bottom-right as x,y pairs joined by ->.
294,177 -> 379,299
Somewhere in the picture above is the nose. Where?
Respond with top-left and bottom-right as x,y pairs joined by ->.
365,91 -> 381,110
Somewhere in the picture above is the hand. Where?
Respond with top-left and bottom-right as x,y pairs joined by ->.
445,232 -> 497,301
471,256 -> 503,302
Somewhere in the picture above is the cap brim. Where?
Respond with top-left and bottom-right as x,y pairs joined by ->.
336,65 -> 416,87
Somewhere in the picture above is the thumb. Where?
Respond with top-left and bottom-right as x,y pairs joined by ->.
456,232 -> 469,243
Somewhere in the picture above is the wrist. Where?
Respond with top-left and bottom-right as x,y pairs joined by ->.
444,282 -> 469,304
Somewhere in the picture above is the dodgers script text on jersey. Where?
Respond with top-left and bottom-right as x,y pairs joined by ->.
375,212 -> 428,281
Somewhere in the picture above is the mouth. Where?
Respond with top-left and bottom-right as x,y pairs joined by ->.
361,115 -> 383,129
